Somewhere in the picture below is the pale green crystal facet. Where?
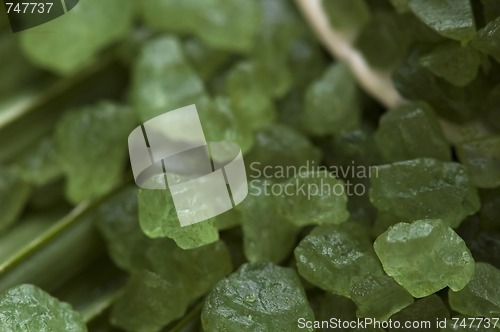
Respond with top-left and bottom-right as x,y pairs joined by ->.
97,187 -> 232,300
419,43 -> 480,87
350,275 -> 414,321
370,158 -> 480,228
55,102 -> 137,204
201,262 -> 315,332
20,0 -> 134,74
241,181 -> 299,263
0,284 -> 86,332
111,270 -> 188,332
141,0 -> 260,52
295,224 -> 384,297
448,262 -> 500,319
374,219 -> 475,298
303,63 -> 360,136
375,103 -> 451,162
137,174 -> 219,249
389,294 -> 450,332
456,136 -> 500,189
409,0 -> 476,43
133,37 -> 206,122
278,172 -> 349,227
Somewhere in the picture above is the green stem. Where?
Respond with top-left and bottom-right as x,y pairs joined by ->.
0,49 -> 128,163
0,197 -> 107,293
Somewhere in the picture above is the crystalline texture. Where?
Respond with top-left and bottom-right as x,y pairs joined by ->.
369,158 -> 480,228
224,61 -> 276,131
303,63 -> 360,136
375,103 -> 451,162
0,284 -> 86,332
55,102 -> 137,204
20,0 -> 134,74
374,219 -> 475,298
356,11 -> 411,69
350,275 -> 414,321
448,262 -> 500,319
278,172 -> 349,227
419,43 -> 481,87
294,224 -> 384,297
201,262 -> 314,332
388,295 -> 450,332
137,174 -> 219,249
409,0 -> 476,43
240,180 -> 299,263
245,124 -> 321,171
141,0 -> 260,52
132,36 -> 206,122
456,136 -> 500,188
472,16 -> 500,63
96,187 -> 232,301
111,270 -> 188,332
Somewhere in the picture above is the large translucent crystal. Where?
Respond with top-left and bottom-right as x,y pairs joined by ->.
350,275 -> 414,320
201,262 -> 314,332
374,219 -> 475,297
370,158 -> 480,228
295,224 -> 384,297
375,103 -> 451,162
0,284 -> 86,331
55,102 -> 137,203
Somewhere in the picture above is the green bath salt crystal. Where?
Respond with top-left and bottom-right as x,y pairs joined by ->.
224,61 -> 276,131
240,181 -> 299,264
409,0 -> 476,43
350,275 -> 414,321
277,171 -> 349,227
374,219 -> 475,298
448,262 -> 500,319
356,11 -> 410,69
97,188 -> 232,300
133,36 -> 206,122
388,294 -> 450,332
0,284 -> 86,332
141,0 -> 260,53
294,224 -> 383,297
472,16 -> 500,63
20,0 -> 134,74
456,136 -> 500,189
303,62 -> 360,136
201,262 -> 314,332
370,158 -> 480,228
374,103 -> 451,162
55,102 -> 137,204
419,43 -> 481,87
111,270 -> 188,332
250,0 -> 303,98
196,96 -> 254,154
245,124 -> 321,170
138,174 -> 219,249
183,38 -> 232,81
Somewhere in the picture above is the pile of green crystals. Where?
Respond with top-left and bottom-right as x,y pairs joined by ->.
0,0 -> 499,331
